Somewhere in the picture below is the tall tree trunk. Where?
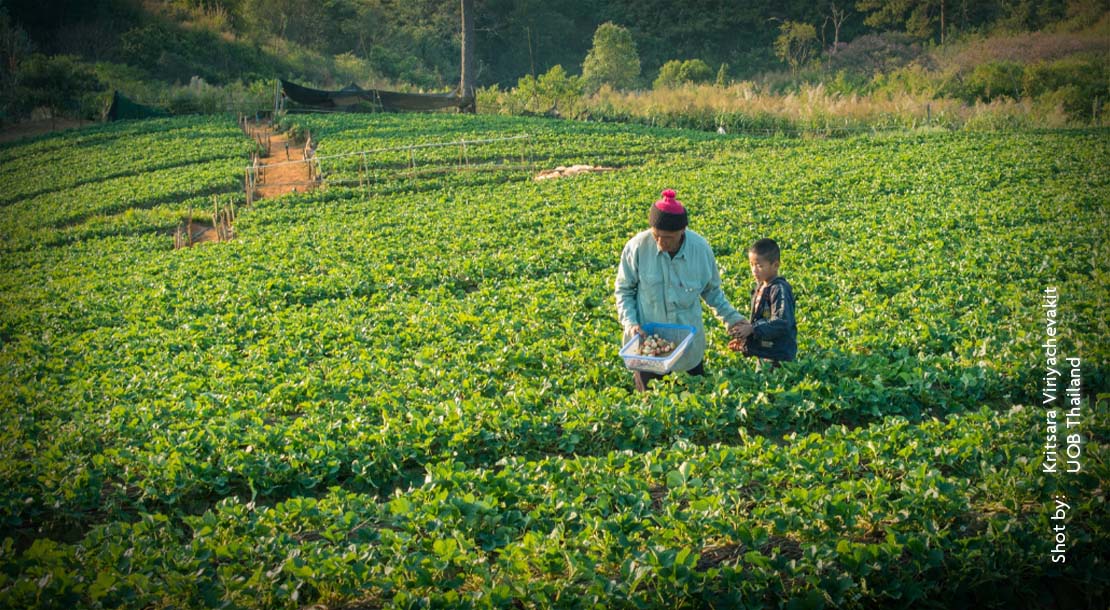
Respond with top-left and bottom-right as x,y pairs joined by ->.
460,0 -> 476,113
940,0 -> 946,44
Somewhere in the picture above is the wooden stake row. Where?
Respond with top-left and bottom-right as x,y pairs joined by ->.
173,196 -> 239,249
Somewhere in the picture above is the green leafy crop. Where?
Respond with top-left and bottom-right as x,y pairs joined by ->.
0,114 -> 1106,608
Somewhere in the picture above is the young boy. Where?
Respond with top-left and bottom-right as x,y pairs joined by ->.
728,238 -> 797,365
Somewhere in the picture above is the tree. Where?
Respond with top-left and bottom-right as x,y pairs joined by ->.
240,0 -> 326,49
460,0 -> 475,112
581,22 -> 640,93
828,2 -> 849,50
716,63 -> 730,86
474,0 -> 591,87
774,21 -> 817,79
856,0 -> 949,43
1,5 -> 33,114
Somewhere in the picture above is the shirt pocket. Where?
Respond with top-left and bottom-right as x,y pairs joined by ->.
675,269 -> 707,308
675,279 -> 702,309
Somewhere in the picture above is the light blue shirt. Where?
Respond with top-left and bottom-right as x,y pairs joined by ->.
615,229 -> 744,372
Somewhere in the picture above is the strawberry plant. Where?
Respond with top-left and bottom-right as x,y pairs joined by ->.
0,114 -> 1106,608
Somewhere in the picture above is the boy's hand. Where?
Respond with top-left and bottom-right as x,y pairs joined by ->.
727,321 -> 752,352
727,321 -> 753,339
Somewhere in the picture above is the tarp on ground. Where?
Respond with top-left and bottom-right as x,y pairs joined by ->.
281,79 -> 472,112
106,90 -> 167,121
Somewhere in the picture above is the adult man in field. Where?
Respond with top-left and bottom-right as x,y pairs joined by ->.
615,189 -> 750,391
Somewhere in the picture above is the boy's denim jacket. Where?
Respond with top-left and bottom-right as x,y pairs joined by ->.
746,276 -> 797,362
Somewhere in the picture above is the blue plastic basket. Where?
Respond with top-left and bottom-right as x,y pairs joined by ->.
619,322 -> 697,374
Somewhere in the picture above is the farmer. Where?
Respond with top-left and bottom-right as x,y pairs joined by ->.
615,189 -> 751,391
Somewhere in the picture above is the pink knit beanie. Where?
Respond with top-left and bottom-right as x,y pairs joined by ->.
649,189 -> 688,230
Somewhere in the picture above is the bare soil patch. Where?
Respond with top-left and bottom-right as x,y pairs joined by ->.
173,219 -> 225,249
172,196 -> 235,249
0,118 -> 94,144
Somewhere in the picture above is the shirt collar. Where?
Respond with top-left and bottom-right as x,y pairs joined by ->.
656,234 -> 687,259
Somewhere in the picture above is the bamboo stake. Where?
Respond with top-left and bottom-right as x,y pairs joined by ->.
213,196 -> 220,242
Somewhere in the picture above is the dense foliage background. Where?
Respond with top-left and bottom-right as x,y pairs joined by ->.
6,0 -> 1105,86
1,0 -> 1107,128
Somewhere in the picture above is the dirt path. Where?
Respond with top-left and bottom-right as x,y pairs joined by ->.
177,120 -> 307,249
246,122 -> 315,199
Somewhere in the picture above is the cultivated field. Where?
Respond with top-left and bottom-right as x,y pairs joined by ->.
0,115 -> 1107,608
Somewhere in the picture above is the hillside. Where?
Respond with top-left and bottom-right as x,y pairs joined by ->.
1,1 -> 1107,131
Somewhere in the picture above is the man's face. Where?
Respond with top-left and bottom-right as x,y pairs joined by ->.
652,228 -> 684,254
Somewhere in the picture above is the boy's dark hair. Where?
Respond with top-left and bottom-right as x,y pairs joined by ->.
749,238 -> 780,263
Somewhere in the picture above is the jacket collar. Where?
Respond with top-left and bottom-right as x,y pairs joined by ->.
752,275 -> 785,296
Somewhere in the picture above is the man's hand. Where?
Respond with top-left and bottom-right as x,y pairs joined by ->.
727,321 -> 753,338
628,324 -> 646,338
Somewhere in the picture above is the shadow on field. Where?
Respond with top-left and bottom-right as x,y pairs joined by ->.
46,185 -> 234,230
1,222 -> 188,256
0,155 -> 243,208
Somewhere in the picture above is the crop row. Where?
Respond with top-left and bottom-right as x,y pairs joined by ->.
0,258 -> 1021,539
282,113 -> 720,183
0,116 -> 253,206
1,114 -> 1107,608
2,404 -> 1105,608
0,118 -> 255,254
2,129 -> 1104,546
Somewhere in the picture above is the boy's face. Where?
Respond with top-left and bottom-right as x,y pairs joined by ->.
748,252 -> 780,284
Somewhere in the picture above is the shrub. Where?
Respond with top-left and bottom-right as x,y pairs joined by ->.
870,63 -> 940,96
963,61 -> 1025,102
653,59 -> 714,89
1022,56 -> 1108,120
15,54 -> 103,120
483,65 -> 586,118
528,64 -> 585,116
